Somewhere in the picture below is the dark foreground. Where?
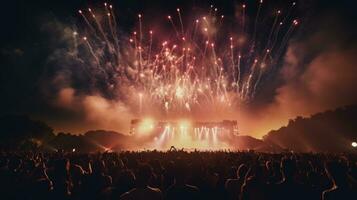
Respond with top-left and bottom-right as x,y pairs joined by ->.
1,150 -> 356,200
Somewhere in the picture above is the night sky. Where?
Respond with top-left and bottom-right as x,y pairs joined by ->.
1,0 -> 357,137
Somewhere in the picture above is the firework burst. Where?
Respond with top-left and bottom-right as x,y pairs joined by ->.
72,1 -> 299,116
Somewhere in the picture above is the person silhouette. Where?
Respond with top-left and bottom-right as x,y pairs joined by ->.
272,157 -> 309,200
165,159 -> 200,200
120,163 -> 163,200
50,159 -> 72,200
240,164 -> 269,200
225,164 -> 248,200
322,160 -> 356,200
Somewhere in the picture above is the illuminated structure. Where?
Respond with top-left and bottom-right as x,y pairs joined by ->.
130,119 -> 238,149
130,119 -> 238,136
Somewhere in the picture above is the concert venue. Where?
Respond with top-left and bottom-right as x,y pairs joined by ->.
1,0 -> 357,199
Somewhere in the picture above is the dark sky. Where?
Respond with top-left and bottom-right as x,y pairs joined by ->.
1,0 -> 357,136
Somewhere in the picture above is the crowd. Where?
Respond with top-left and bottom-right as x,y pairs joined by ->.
0,149 -> 356,200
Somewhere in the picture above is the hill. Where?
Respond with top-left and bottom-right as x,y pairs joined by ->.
263,105 -> 357,152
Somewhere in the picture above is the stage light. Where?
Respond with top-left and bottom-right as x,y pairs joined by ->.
72,148 -> 76,152
352,142 -> 357,148
178,120 -> 191,129
137,118 -> 155,135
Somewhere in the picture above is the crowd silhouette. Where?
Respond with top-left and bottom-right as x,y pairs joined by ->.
0,149 -> 356,200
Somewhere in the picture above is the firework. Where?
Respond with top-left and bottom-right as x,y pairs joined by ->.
73,1 -> 299,115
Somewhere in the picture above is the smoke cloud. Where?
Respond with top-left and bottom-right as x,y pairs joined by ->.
240,12 -> 357,137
